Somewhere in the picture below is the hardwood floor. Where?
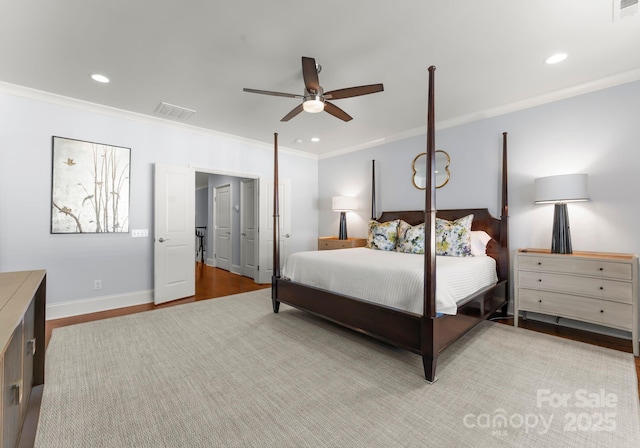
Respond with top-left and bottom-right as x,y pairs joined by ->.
45,263 -> 268,347
46,272 -> 639,396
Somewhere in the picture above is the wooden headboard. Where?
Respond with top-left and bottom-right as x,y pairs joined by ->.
377,208 -> 509,283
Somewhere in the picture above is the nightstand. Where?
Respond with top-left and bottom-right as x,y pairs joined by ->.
514,248 -> 639,356
318,237 -> 367,250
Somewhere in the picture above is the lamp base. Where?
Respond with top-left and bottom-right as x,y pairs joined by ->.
551,203 -> 572,254
338,211 -> 348,240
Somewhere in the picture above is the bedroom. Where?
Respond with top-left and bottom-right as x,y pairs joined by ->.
1,1 -> 640,446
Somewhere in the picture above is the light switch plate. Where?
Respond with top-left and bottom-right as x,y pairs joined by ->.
132,229 -> 149,238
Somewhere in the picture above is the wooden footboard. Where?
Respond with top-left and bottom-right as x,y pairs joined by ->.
273,277 -> 508,378
274,277 -> 422,352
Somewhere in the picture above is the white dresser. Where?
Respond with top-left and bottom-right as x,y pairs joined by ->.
514,249 -> 639,356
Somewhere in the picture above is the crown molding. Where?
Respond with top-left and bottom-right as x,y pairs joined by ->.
0,81 -> 318,161
320,68 -> 640,160
5,67 -> 639,162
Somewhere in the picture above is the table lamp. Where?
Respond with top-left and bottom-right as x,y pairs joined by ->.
332,196 -> 357,240
534,173 -> 588,254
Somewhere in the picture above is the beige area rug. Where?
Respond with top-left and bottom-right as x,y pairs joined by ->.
36,289 -> 640,447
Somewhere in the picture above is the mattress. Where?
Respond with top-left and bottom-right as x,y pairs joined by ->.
282,247 -> 498,315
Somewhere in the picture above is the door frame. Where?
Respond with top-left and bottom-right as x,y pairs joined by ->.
194,168 -> 260,280
240,178 -> 259,280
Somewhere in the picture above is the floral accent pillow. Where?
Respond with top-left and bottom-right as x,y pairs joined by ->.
435,214 -> 474,257
367,219 -> 400,251
396,220 -> 425,254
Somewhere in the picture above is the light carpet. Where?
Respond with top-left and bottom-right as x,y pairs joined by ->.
36,289 -> 640,447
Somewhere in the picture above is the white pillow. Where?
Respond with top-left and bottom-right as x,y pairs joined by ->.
470,231 -> 492,256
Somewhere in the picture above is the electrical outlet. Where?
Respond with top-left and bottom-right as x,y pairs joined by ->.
94,280 -> 102,290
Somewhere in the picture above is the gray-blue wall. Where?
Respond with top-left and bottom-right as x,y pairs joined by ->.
319,80 -> 640,258
0,88 -> 318,313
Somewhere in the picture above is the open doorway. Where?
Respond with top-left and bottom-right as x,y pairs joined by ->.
195,171 -> 260,290
155,164 -> 290,304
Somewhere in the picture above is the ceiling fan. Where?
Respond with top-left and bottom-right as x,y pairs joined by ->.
243,56 -> 384,122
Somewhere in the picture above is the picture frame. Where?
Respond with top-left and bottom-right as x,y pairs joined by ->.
51,136 -> 130,234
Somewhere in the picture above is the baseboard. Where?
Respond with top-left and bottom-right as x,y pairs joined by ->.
46,289 -> 153,320
231,264 -> 242,275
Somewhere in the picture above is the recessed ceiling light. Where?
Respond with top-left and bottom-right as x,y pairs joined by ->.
90,73 -> 110,83
310,137 -> 320,142
545,53 -> 568,65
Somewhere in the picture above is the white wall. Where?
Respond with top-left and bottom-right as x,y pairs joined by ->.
320,80 -> 640,259
0,89 -> 318,311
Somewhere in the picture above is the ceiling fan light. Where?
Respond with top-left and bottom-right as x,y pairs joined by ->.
303,97 -> 324,113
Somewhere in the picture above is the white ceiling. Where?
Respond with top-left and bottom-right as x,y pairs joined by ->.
1,1 -> 639,156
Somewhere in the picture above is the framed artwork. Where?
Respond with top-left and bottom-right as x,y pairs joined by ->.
51,136 -> 130,234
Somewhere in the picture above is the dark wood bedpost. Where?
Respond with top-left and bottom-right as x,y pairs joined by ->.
272,132 -> 281,313
422,65 -> 438,383
371,160 -> 377,220
500,132 -> 510,314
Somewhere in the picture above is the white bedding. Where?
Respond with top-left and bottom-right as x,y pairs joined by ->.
282,247 -> 498,315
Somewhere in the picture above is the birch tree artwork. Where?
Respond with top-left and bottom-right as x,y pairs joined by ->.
51,136 -> 130,233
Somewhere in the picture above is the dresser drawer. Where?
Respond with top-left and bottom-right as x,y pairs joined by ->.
519,289 -> 633,331
518,255 -> 632,280
518,271 -> 633,304
318,237 -> 366,250
319,240 -> 352,250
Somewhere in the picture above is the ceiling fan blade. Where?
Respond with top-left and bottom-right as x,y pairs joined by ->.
324,102 -> 353,122
281,103 -> 304,122
324,83 -> 384,100
243,88 -> 303,99
302,57 -> 320,94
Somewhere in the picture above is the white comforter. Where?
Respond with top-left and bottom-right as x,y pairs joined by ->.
282,247 -> 498,315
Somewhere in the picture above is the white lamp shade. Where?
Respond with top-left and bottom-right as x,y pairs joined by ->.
534,174 -> 589,204
332,196 -> 357,211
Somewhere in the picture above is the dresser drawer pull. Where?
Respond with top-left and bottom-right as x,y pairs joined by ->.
599,286 -> 604,290
599,267 -> 604,271
538,262 -> 542,265
10,381 -> 22,405
539,299 -> 542,303
538,279 -> 542,282
600,310 -> 604,313
27,338 -> 36,355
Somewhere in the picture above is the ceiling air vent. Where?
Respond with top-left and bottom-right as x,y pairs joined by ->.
613,0 -> 638,21
154,101 -> 196,121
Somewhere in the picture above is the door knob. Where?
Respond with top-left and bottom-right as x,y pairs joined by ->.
159,238 -> 169,243
241,233 -> 246,236
284,234 -> 291,238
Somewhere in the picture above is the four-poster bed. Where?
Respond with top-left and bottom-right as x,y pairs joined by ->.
271,66 -> 509,382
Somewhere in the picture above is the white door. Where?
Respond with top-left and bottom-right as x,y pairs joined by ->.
241,179 -> 258,279
214,184 -> 232,271
154,163 -> 195,304
258,178 -> 291,284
